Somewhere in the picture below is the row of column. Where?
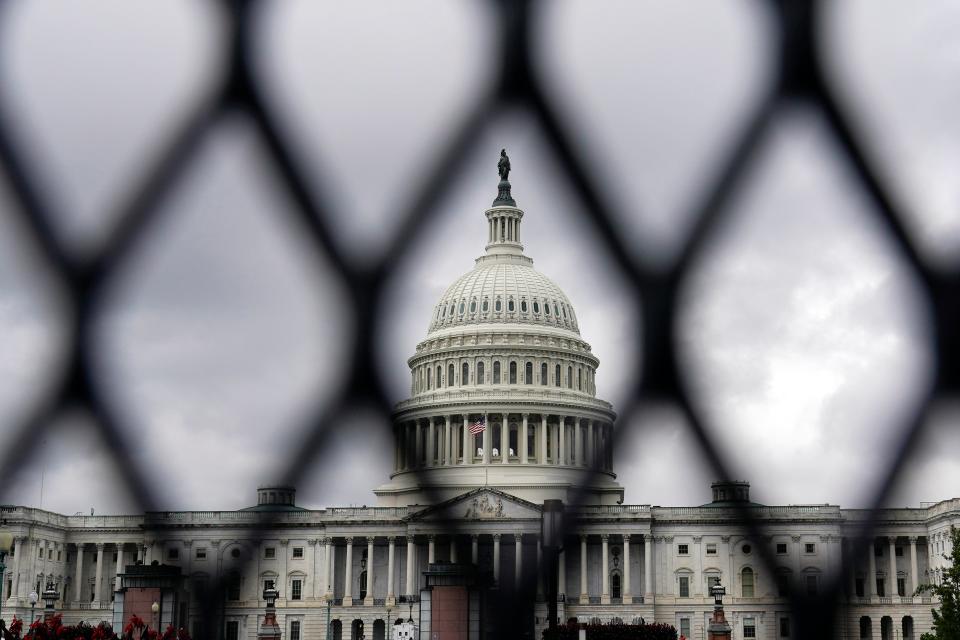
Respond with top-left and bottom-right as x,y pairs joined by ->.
4,539 -> 133,606
856,536 -> 920,598
489,213 -> 520,244
395,415 -> 613,471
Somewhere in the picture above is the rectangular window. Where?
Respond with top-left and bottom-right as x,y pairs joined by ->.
806,575 -> 818,596
706,543 -> 717,555
896,546 -> 904,557
195,548 -> 207,560
264,579 -> 275,592
265,547 -> 276,559
876,578 -> 885,597
226,621 -> 239,640
290,621 -> 301,640
707,575 -> 721,591
677,544 -> 689,555
227,581 -> 241,601
855,578 -> 864,597
112,552 -> 118,562
875,545 -> 883,557
678,576 -> 689,597
780,617 -> 790,638
744,618 -> 756,639
292,579 -> 302,600
805,543 -> 815,554
898,577 -> 906,597
292,547 -> 304,559
168,548 -> 179,560
776,543 -> 787,554
776,573 -> 790,597
38,547 -> 43,559
680,619 -> 690,638
48,549 -> 53,560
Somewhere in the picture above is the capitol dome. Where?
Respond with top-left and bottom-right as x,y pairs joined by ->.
376,151 -> 621,507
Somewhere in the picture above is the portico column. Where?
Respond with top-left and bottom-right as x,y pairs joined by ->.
10,537 -> 22,600
540,416 -> 548,462
514,533 -> 523,591
483,414 -> 491,464
587,421 -> 595,467
521,414 -> 529,464
343,538 -> 354,606
93,543 -> 105,605
365,537 -> 375,605
114,543 -> 124,591
623,535 -> 631,601
462,414 -> 470,464
387,537 -> 396,605
405,537 -> 416,597
325,538 -> 334,598
601,534 -> 610,604
471,535 -> 479,564
74,543 -> 85,603
868,541 -> 877,598
889,537 -> 898,596
427,418 -> 435,466
493,535 -> 501,584
910,537 -> 919,595
579,535 -> 588,601
428,535 -> 436,564
445,416 -> 454,465
501,413 -> 509,464
574,418 -> 581,466
558,417 -> 566,465
644,535 -> 654,601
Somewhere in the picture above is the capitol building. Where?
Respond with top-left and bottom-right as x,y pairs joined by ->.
1,155 -> 957,640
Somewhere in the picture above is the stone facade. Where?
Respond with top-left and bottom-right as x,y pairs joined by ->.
0,160 -> 955,640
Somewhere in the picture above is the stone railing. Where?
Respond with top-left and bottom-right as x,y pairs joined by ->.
394,388 -> 614,414
654,505 -> 842,521
570,505 -> 651,516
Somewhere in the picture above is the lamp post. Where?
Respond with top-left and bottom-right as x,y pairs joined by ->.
258,586 -> 281,640
28,590 -> 38,623
151,601 -> 160,631
541,499 -> 565,634
42,580 -> 59,621
0,531 -> 12,619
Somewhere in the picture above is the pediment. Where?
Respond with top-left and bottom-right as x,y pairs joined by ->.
407,488 -> 542,522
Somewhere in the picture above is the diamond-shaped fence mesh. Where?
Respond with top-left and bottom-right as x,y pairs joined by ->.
0,1 -> 957,639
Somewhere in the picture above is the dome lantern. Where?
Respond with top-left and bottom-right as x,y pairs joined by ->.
485,149 -> 525,258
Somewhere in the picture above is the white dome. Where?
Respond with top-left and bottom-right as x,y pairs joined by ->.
428,256 -> 580,335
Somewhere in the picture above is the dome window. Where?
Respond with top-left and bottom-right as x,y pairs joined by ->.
437,307 -> 442,320
508,299 -> 515,312
458,302 -> 465,315
495,298 -> 502,312
544,302 -> 550,316
449,304 -> 455,317
554,304 -> 560,317
482,299 -> 489,312
470,299 -> 477,313
561,304 -> 568,319
533,301 -> 540,314
521,300 -> 528,313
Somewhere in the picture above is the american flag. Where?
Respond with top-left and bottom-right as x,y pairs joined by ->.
468,417 -> 486,435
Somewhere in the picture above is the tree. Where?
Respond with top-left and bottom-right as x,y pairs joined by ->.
919,526 -> 960,640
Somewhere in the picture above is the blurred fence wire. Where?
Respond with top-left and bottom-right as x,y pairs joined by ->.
0,0 -> 958,638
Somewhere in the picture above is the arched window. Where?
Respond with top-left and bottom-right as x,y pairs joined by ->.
436,365 -> 442,387
469,299 -> 477,313
331,620 -> 343,640
742,567 -> 755,597
533,301 -> 540,314
508,298 -> 515,312
577,368 -> 582,390
903,616 -> 914,640
427,368 -> 432,389
493,361 -> 501,384
509,361 -> 517,384
482,299 -> 489,312
567,366 -> 573,389
555,364 -> 561,387
859,617 -> 872,640
495,298 -> 502,312
540,363 -> 548,386
462,362 -> 469,385
521,299 -> 528,313
525,362 -> 533,384
458,302 -> 464,315
478,361 -> 485,384
449,304 -> 454,317
611,573 -> 621,599
448,363 -> 455,387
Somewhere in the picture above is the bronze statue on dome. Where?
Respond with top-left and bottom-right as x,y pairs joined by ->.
498,148 -> 510,181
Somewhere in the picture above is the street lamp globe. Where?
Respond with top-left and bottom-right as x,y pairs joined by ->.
151,602 -> 160,614
28,591 -> 38,606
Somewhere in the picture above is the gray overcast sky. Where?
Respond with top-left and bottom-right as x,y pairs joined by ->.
0,0 -> 958,515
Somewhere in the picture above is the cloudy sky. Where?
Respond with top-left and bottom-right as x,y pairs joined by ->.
0,0 -> 958,515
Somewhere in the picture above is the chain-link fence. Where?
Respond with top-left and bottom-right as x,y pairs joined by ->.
0,0 -> 957,638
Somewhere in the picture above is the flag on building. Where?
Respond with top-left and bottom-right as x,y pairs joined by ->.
469,417 -> 486,435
